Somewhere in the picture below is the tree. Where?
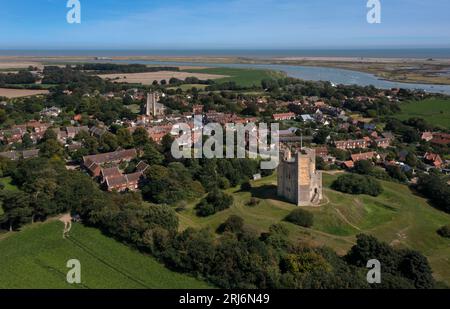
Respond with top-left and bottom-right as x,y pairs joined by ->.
386,165 -> 408,182
437,225 -> 450,238
0,191 -> 32,231
415,175 -> 450,213
142,144 -> 164,165
195,189 -> 234,217
285,209 -> 314,228
217,215 -> 245,234
39,139 -> 64,158
331,174 -> 383,197
354,160 -> 373,175
116,128 -> 134,148
405,152 -> 418,167
99,132 -> 118,153
313,129 -> 329,144
132,127 -> 149,147
42,128 -> 58,142
22,133 -> 34,148
399,250 -> 435,289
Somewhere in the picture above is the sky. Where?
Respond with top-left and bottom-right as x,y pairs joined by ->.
0,0 -> 450,50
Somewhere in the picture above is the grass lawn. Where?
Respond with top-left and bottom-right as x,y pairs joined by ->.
0,221 -> 211,289
125,104 -> 141,114
0,177 -> 19,191
177,173 -> 450,285
396,98 -> 450,129
182,67 -> 285,87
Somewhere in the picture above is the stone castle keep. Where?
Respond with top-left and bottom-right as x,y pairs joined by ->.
277,148 -> 323,206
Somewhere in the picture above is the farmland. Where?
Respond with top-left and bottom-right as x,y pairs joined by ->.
177,173 -> 450,285
0,88 -> 49,98
182,67 -> 286,87
395,97 -> 450,129
97,71 -> 227,85
0,221 -> 211,289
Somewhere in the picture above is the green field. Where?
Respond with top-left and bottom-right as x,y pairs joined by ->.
183,67 -> 285,87
396,98 -> 450,128
0,221 -> 211,288
177,173 -> 450,285
125,103 -> 141,114
168,84 -> 208,91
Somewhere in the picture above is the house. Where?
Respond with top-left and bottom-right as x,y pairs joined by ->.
272,112 -> 296,121
0,128 -> 25,144
300,114 -> 314,122
83,149 -> 137,177
0,149 -> 39,161
136,161 -> 150,174
66,126 -> 89,139
0,151 -> 20,160
424,152 -> 443,168
351,152 -> 376,162
22,149 -> 40,160
430,133 -> 450,146
314,147 -> 328,157
334,139 -> 368,150
382,132 -> 395,140
100,166 -> 122,181
40,106 -> 61,117
342,160 -> 354,169
89,126 -> 107,138
105,172 -> 143,192
372,138 -> 391,149
421,132 -> 433,142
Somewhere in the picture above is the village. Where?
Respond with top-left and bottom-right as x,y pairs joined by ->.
1,80 -> 448,195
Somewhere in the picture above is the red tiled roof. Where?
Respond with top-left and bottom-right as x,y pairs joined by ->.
351,152 -> 375,162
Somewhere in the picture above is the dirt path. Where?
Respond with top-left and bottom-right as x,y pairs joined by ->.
335,208 -> 362,232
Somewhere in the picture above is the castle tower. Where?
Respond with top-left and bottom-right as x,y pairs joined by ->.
277,148 -> 323,206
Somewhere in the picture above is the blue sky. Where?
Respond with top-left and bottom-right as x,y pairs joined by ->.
1,0 -> 450,49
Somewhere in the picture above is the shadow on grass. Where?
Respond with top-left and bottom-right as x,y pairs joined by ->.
248,184 -> 291,204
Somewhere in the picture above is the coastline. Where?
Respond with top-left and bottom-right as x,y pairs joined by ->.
1,54 -> 450,85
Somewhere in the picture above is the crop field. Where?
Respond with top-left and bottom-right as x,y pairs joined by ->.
0,221 -> 211,289
182,67 -> 286,87
177,173 -> 450,285
97,71 -> 227,85
0,88 -> 49,98
396,98 -> 450,129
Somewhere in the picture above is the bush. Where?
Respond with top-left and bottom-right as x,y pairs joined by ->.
285,209 -> 314,228
437,225 -> 450,238
331,174 -> 383,197
195,189 -> 234,217
246,197 -> 260,207
217,215 -> 245,234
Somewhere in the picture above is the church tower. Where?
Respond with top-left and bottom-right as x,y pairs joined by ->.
146,92 -> 158,116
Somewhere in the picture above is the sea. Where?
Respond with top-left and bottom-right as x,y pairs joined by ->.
1,49 -> 450,94
1,48 -> 450,58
